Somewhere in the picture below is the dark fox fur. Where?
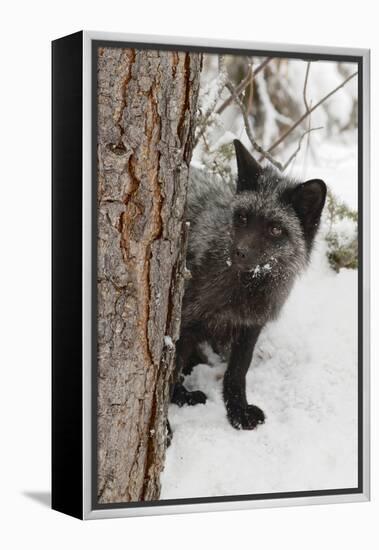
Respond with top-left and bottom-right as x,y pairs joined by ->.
171,140 -> 327,430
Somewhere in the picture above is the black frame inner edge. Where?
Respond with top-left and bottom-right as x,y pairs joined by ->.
91,39 -> 364,510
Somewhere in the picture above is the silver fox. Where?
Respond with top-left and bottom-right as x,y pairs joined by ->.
171,140 -> 327,430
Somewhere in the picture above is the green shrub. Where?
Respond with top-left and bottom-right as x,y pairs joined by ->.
324,191 -> 358,272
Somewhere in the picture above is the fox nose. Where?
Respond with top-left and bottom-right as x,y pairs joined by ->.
235,246 -> 248,259
233,246 -> 253,268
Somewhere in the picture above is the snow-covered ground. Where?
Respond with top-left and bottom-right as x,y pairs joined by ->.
160,57 -> 359,500
161,237 -> 358,499
161,139 -> 358,500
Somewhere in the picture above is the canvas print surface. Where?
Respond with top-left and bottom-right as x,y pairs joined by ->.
95,44 -> 359,505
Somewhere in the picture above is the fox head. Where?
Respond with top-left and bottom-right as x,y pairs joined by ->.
230,140 -> 327,276
183,141 -> 327,325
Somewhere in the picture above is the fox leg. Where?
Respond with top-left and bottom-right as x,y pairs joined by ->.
223,325 -> 265,429
171,326 -> 207,407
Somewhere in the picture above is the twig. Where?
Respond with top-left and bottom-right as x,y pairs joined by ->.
216,57 -> 274,115
263,70 -> 358,156
282,126 -> 323,170
303,62 -> 311,113
225,80 -> 283,170
253,56 -> 274,77
193,54 -> 229,148
216,65 -> 252,115
194,57 -> 274,149
227,70 -> 323,172
302,62 -> 313,171
247,65 -> 254,115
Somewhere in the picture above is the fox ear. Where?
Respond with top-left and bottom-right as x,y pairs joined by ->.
291,179 -> 327,237
233,139 -> 262,193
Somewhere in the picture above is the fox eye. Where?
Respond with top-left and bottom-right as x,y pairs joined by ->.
268,225 -> 282,237
237,213 -> 248,225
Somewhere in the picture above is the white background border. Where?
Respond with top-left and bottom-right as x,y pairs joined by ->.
82,31 -> 370,520
1,1 -> 376,548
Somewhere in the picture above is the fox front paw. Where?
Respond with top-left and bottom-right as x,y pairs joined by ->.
227,404 -> 265,430
171,383 -> 207,407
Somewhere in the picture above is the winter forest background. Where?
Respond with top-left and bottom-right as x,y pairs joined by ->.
161,54 -> 359,498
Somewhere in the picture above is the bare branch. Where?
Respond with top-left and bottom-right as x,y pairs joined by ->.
282,126 -> 323,170
303,62 -> 311,113
216,65 -> 252,115
263,70 -> 358,156
193,56 -> 228,148
216,57 -> 274,115
253,56 -> 274,77
194,56 -> 275,150
303,97 -> 314,166
247,67 -> 254,115
225,80 -> 283,170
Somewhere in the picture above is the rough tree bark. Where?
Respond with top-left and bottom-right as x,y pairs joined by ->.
97,47 -> 202,503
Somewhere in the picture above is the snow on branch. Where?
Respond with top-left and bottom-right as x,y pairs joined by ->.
193,55 -> 228,149
193,56 -> 358,175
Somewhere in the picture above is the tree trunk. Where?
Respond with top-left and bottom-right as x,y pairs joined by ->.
96,47 -> 202,503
